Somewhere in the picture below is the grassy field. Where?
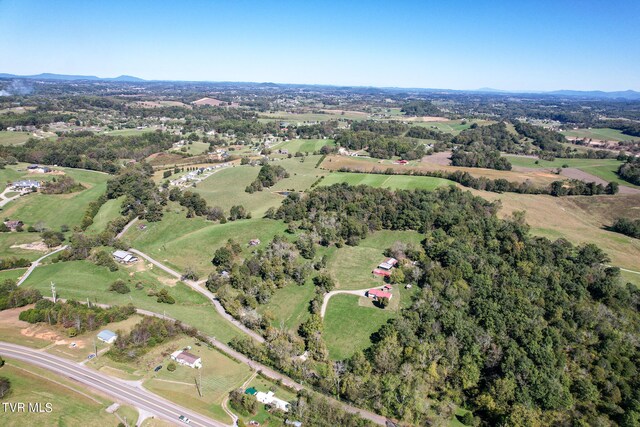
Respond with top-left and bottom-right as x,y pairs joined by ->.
125,207 -> 288,276
504,156 -> 638,188
408,119 -> 494,135
170,141 -> 210,155
20,259 -> 244,343
86,197 -> 124,234
326,230 -> 424,290
259,110 -> 369,122
1,166 -> 110,231
144,336 -> 251,424
323,155 -> 560,187
102,128 -> 155,136
256,279 -> 315,330
561,127 -> 640,142
192,156 -> 328,217
324,294 -> 396,360
319,171 -> 455,190
1,359 -> 136,427
275,138 -> 334,153
0,232 -> 55,262
0,131 -> 32,145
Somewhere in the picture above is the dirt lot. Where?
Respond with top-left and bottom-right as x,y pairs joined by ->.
10,240 -> 51,252
560,168 -> 640,194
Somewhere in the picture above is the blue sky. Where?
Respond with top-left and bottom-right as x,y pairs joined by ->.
0,0 -> 638,91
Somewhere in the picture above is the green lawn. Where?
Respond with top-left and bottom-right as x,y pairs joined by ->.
319,172 -> 455,191
324,294 -> 395,360
86,196 -> 124,234
0,232 -> 55,262
256,279 -> 315,330
504,156 -> 638,188
192,156 -> 328,218
0,131 -> 32,146
326,230 -> 424,290
125,207 -> 288,276
1,360 -> 133,427
102,128 -> 154,136
170,141 -> 210,155
409,119 -> 494,135
276,138 -> 334,153
561,127 -> 640,142
20,260 -> 244,343
236,375 -> 298,425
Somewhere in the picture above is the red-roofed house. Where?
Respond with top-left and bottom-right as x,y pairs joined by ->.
372,268 -> 392,277
367,289 -> 392,301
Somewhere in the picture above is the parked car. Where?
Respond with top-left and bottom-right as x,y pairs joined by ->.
154,365 -> 163,372
87,354 -> 95,360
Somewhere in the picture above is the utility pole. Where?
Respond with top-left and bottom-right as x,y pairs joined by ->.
50,282 -> 56,303
94,338 -> 97,358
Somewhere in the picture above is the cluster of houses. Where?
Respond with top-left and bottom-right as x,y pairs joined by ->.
170,162 -> 232,187
112,250 -> 138,264
245,387 -> 290,412
367,257 -> 399,302
170,349 -> 202,369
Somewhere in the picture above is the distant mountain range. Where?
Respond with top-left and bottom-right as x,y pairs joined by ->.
0,73 -> 145,82
1,72 -> 639,99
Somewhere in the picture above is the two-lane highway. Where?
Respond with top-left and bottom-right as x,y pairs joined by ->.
0,342 -> 229,427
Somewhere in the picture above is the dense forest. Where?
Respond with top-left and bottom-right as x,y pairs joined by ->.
401,100 -> 442,117
335,131 -> 426,160
450,147 -> 512,170
262,184 -> 640,426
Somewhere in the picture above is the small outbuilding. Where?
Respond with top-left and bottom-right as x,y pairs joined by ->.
112,250 -> 138,264
97,330 -> 118,344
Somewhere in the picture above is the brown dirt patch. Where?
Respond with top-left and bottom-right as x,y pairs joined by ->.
560,168 -> 640,194
404,116 -> 450,122
423,151 -> 452,166
10,240 -> 51,252
0,305 -> 32,329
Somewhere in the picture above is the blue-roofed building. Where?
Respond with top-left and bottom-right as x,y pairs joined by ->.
97,330 -> 118,344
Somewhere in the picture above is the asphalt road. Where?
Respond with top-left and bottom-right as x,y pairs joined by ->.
16,245 -> 68,286
0,342 -> 229,427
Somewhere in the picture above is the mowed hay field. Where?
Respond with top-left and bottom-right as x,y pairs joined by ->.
274,138 -> 334,153
321,155 -> 560,187
561,127 -> 640,142
471,190 -> 640,285
505,156 -> 638,189
319,171 -> 455,191
1,360 -> 136,427
191,155 -> 329,217
144,336 -> 251,424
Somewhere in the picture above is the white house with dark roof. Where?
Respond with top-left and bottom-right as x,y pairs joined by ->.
170,350 -> 202,369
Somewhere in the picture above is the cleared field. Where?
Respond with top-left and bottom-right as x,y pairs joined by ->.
326,230 -> 423,291
561,127 -> 640,142
144,336 -> 251,424
1,359 -> 134,427
170,141 -> 210,155
0,232 -> 55,262
86,197 -> 124,234
20,259 -> 244,343
259,110 -> 369,122
324,293 -> 395,360
125,207 -> 288,276
1,167 -> 110,231
0,131 -> 31,145
322,154 -> 561,187
319,171 -> 455,190
275,138 -> 334,153
409,119 -> 494,135
256,279 -> 315,330
505,156 -> 638,188
102,128 -> 154,136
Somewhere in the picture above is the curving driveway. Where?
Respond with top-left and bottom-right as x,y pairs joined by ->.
320,288 -> 372,318
16,245 -> 68,286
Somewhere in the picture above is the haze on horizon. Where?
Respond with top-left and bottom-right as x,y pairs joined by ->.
0,0 -> 638,92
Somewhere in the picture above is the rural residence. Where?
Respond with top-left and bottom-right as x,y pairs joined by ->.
112,250 -> 138,264
97,330 -> 118,344
170,350 -> 202,369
